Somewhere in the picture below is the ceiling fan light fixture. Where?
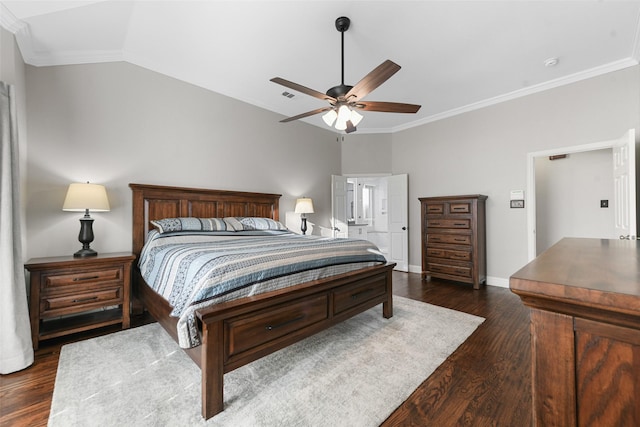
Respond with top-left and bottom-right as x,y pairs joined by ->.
350,109 -> 363,126
335,118 -> 348,131
322,109 -> 337,126
337,104 -> 351,122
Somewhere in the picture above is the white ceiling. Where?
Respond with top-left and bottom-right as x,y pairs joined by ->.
2,1 -> 640,134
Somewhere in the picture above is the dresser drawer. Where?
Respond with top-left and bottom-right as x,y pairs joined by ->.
226,294 -> 328,358
428,234 -> 471,245
333,276 -> 388,315
40,287 -> 123,317
427,248 -> 472,261
449,203 -> 471,214
44,267 -> 124,291
425,203 -> 444,214
427,219 -> 470,229
429,263 -> 472,278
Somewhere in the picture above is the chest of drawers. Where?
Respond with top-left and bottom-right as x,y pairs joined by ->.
419,195 -> 487,289
25,252 -> 135,349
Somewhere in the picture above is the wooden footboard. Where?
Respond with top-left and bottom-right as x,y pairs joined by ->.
197,263 -> 394,418
135,262 -> 394,418
129,183 -> 395,419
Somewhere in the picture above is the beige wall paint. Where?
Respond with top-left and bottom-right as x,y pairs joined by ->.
24,62 -> 338,258
391,65 -> 640,283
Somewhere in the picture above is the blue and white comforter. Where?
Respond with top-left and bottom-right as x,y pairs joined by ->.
139,230 -> 386,348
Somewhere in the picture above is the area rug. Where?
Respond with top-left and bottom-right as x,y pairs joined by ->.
48,296 -> 484,427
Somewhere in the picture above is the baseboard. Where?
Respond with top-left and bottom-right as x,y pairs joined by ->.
406,265 -> 509,289
485,276 -> 509,288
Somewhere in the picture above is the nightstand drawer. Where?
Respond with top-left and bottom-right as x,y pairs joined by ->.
41,287 -> 123,317
44,267 -> 123,290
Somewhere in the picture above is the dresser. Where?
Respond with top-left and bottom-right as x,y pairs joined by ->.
25,252 -> 135,349
510,238 -> 640,426
419,195 -> 487,289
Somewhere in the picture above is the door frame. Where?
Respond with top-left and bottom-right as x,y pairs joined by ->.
526,131 -> 635,260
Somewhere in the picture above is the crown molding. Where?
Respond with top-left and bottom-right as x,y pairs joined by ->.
23,50 -> 124,67
391,58 -> 639,134
0,3 -> 25,34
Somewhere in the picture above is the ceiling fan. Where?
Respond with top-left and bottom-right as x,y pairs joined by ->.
270,16 -> 421,134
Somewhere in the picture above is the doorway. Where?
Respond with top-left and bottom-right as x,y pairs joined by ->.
332,174 -> 409,271
526,129 -> 636,259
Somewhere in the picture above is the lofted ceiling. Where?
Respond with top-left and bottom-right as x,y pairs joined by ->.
2,1 -> 640,134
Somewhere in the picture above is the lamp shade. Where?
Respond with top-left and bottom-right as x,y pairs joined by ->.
294,198 -> 314,214
62,183 -> 110,212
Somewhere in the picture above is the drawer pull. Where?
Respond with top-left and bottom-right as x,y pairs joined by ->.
453,222 -> 467,226
266,315 -> 305,331
430,222 -> 440,226
351,288 -> 374,300
73,276 -> 100,282
71,296 -> 99,303
454,238 -> 467,242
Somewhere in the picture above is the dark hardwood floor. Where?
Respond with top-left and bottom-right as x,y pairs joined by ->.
0,272 -> 532,427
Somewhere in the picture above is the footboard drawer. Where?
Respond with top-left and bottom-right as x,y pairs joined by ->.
226,294 -> 328,358
332,276 -> 388,315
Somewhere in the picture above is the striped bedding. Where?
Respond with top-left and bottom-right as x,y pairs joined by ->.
139,230 -> 387,348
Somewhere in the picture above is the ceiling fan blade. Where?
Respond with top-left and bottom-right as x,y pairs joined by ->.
270,77 -> 337,103
345,60 -> 401,100
279,106 -> 333,123
355,101 -> 421,113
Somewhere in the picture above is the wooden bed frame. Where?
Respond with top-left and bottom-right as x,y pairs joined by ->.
130,183 -> 395,419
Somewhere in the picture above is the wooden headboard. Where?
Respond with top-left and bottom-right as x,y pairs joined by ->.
130,183 -> 281,257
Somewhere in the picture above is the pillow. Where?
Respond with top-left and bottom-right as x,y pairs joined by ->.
151,217 -> 228,234
223,217 -> 288,231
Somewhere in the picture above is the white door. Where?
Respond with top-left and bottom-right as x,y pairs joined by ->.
613,129 -> 637,239
387,174 -> 409,271
331,175 -> 349,238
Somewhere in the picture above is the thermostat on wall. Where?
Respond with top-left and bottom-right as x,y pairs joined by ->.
510,190 -> 524,200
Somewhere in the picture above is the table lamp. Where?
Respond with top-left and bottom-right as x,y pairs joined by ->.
62,182 -> 110,257
294,197 -> 314,235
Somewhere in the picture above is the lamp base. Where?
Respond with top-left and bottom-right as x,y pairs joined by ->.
74,215 -> 97,257
74,247 -> 98,257
301,217 -> 308,235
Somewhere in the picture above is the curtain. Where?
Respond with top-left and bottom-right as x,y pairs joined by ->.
0,81 -> 33,374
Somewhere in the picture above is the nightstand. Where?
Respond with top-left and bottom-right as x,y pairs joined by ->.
24,252 -> 135,349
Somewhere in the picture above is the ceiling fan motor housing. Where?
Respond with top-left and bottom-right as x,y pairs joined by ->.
326,84 -> 353,99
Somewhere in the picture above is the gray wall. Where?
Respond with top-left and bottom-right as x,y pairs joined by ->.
341,133 -> 393,174
390,66 -> 640,283
23,62 -> 338,259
